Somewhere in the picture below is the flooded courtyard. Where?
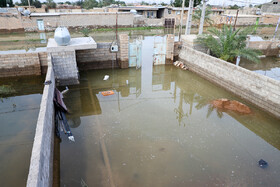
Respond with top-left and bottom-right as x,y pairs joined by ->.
57,36 -> 280,186
0,30 -> 280,186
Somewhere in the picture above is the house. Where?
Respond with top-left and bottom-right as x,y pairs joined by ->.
261,0 -> 280,13
108,6 -> 168,19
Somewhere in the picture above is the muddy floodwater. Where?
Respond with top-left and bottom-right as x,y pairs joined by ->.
240,57 -> 280,81
58,36 -> 280,187
0,76 -> 44,186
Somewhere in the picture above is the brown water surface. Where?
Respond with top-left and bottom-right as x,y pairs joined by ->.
59,36 -> 280,187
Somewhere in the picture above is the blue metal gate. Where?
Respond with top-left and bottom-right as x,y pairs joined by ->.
153,36 -> 166,65
129,38 -> 142,68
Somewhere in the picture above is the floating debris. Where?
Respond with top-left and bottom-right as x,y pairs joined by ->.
101,90 -> 115,96
54,88 -> 75,142
258,159 -> 268,168
61,86 -> 69,95
44,80 -> 52,85
103,75 -> 110,81
173,61 -> 189,70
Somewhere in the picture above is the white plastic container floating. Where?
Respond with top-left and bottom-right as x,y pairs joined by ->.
54,27 -> 71,46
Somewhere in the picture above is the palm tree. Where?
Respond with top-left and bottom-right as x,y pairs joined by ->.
196,25 -> 262,63
193,7 -> 213,26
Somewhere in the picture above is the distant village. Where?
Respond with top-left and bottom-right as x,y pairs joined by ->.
0,0 -> 279,33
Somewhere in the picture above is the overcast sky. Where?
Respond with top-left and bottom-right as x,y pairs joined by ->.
13,0 -> 272,6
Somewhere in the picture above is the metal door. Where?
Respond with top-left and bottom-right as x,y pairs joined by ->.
153,36 -> 166,65
37,19 -> 45,31
129,38 -> 142,68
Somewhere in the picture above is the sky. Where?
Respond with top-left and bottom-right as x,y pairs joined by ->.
12,0 -> 272,6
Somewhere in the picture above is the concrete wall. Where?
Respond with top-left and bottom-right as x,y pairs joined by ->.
76,43 -> 119,70
27,60 -> 55,187
248,40 -> 280,56
179,37 -> 280,118
0,13 -> 24,33
0,52 -> 41,77
23,12 -> 134,32
261,1 -> 280,13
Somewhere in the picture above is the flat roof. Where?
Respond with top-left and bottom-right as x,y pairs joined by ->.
31,12 -> 131,17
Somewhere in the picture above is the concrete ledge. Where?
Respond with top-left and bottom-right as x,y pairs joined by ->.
26,63 -> 55,187
47,37 -> 97,52
179,43 -> 280,118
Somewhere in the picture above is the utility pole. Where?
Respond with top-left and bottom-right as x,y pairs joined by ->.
198,0 -> 207,35
233,9 -> 239,31
27,0 -> 31,9
185,0 -> 194,35
179,0 -> 186,41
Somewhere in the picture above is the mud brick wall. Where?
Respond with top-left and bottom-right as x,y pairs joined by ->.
76,43 -> 119,70
179,38 -> 280,118
0,53 -> 41,77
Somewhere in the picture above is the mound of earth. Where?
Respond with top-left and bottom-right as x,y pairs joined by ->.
211,98 -> 251,114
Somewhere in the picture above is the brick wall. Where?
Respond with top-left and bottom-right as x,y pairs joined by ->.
179,38 -> 280,118
38,52 -> 48,73
50,50 -> 79,85
0,52 -> 41,77
76,43 -> 119,70
0,13 -> 24,33
23,13 -> 134,32
166,34 -> 175,63
118,34 -> 129,68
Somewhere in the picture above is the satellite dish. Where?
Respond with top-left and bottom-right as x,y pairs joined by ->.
18,7 -> 24,12
130,9 -> 137,15
23,9 -> 31,16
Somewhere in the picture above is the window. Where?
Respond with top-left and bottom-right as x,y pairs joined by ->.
151,12 -> 154,17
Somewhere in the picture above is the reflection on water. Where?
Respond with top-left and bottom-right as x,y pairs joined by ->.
0,75 -> 44,186
59,36 -> 280,187
239,57 -> 280,81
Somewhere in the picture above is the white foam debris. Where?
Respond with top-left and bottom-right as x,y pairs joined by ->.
103,75 -> 109,80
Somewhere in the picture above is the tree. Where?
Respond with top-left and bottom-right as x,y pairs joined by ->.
7,0 -> 14,7
193,6 -> 213,25
46,0 -> 56,8
83,0 -> 98,9
20,0 -> 34,6
196,25 -> 262,63
33,0 -> 41,8
140,1 -> 149,5
229,4 -> 239,9
74,0 -> 84,6
114,1 -> 125,6
65,1 -> 72,5
172,0 -> 200,8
